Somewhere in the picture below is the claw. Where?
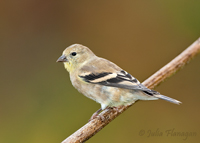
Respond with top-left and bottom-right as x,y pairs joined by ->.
88,107 -> 120,122
88,108 -> 105,122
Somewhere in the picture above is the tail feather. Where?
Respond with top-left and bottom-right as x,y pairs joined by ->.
153,94 -> 182,105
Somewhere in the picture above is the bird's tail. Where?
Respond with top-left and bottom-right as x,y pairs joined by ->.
153,94 -> 182,105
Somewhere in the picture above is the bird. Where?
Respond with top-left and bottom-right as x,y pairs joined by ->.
57,44 -> 181,121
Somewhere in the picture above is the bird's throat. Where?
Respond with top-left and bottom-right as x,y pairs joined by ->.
64,62 -> 74,73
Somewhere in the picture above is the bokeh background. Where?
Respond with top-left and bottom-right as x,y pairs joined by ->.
1,0 -> 200,143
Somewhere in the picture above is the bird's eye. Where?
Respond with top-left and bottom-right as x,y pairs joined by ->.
71,52 -> 77,56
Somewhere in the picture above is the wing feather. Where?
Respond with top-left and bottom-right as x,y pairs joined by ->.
79,70 -> 159,95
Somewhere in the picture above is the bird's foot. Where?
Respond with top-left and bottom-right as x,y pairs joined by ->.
108,106 -> 120,112
88,108 -> 105,122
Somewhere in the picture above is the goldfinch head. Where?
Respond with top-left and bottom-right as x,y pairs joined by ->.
57,44 -> 95,72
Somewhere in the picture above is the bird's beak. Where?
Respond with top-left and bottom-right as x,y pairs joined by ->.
56,55 -> 68,62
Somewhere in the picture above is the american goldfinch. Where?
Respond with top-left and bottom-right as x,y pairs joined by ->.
57,44 -> 181,120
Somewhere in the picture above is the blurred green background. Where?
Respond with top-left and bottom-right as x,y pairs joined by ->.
1,0 -> 200,143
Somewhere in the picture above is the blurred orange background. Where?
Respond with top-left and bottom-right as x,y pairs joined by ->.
0,1 -> 200,143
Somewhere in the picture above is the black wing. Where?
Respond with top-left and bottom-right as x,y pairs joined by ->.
79,70 -> 160,95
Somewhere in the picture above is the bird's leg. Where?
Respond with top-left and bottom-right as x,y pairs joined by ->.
89,108 -> 105,122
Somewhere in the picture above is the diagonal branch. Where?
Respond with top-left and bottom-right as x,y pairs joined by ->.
62,38 -> 200,143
